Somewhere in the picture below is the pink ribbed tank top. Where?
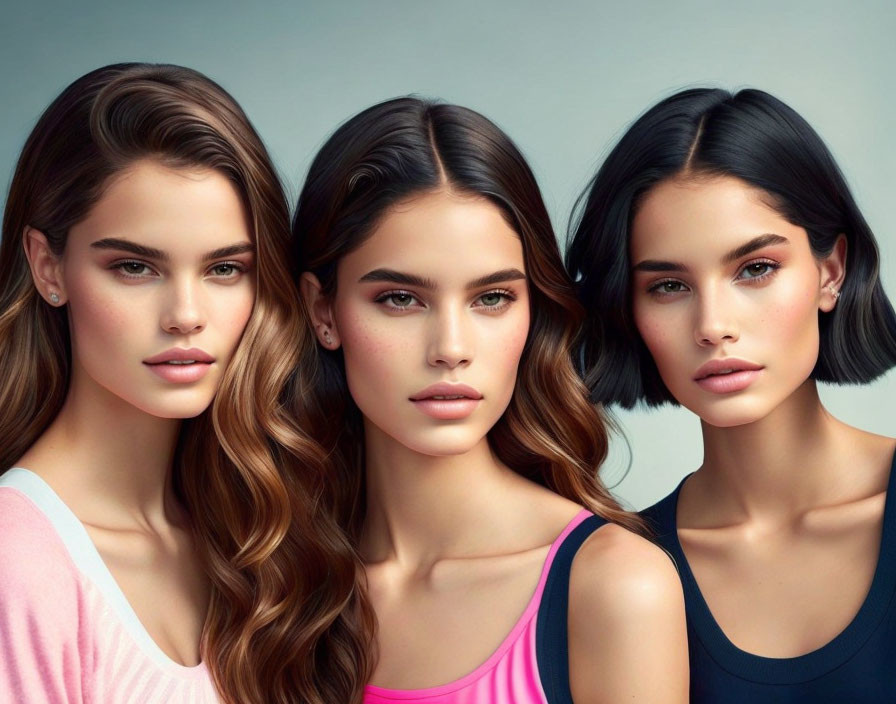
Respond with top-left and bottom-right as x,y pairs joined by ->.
363,509 -> 593,704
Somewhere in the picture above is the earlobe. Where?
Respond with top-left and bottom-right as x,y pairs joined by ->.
22,227 -> 66,306
819,234 -> 847,313
299,271 -> 341,349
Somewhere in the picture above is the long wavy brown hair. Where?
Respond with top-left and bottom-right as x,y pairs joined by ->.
0,63 -> 372,704
291,97 -> 645,544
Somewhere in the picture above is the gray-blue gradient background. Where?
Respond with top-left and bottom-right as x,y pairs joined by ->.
2,0 -> 893,509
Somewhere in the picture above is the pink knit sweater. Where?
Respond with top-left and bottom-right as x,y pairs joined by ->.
0,469 -> 219,703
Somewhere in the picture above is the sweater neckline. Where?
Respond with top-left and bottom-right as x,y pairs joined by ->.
1,468 -> 209,678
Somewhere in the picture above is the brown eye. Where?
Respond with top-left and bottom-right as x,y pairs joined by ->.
389,293 -> 414,307
646,278 -> 689,297
114,260 -> 154,277
738,261 -> 778,280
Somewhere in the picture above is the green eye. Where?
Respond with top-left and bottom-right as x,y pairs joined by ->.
374,290 -> 420,310
480,292 -> 504,306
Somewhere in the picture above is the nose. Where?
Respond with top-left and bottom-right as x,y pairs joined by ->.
426,304 -> 472,368
694,287 -> 738,347
160,277 -> 206,335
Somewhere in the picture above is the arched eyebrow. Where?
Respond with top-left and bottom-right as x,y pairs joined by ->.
90,238 -> 254,261
359,269 -> 435,288
91,238 -> 167,260
359,268 -> 526,289
467,268 -> 526,288
632,233 -> 790,272
202,244 -> 254,261
721,234 -> 788,264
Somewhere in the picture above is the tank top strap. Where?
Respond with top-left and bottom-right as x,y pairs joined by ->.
363,508 -> 603,704
535,513 -> 609,704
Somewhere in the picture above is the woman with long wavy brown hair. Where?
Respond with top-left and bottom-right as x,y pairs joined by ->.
292,97 -> 688,704
0,63 -> 371,704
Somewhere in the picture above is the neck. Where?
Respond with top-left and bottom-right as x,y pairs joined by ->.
696,379 -> 849,519
28,361 -> 183,528
360,422 -> 521,570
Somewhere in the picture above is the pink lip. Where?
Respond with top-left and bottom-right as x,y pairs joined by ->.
410,383 -> 483,420
693,358 -> 764,394
144,347 -> 215,364
143,347 -> 214,384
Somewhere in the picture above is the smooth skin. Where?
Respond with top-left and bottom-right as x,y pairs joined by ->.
304,188 -> 687,702
631,174 -> 896,657
19,159 -> 255,666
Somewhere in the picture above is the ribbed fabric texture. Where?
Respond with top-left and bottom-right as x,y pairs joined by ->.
642,451 -> 896,703
0,472 -> 219,703
364,510 -> 595,704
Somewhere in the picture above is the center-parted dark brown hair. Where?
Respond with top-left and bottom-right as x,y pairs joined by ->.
291,97 -> 645,544
0,63 -> 371,704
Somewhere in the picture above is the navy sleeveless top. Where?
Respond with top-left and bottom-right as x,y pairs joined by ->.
536,514 -> 609,703
642,453 -> 896,703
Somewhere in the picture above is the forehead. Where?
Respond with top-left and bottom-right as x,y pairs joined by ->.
338,189 -> 525,282
67,159 -> 251,255
630,175 -> 806,261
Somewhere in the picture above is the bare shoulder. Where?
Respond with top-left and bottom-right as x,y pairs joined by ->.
569,522 -> 683,617
567,523 -> 689,703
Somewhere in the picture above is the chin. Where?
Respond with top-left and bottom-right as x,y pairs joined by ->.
127,392 -> 217,420
684,396 -> 773,428
393,427 -> 487,458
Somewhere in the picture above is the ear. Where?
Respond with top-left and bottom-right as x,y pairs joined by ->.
300,272 -> 341,350
23,227 -> 66,306
818,234 -> 847,313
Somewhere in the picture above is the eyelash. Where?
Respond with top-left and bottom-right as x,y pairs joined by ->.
110,260 -> 248,280
646,259 -> 781,297
474,289 -> 516,311
207,261 -> 247,279
111,260 -> 155,279
373,288 -> 517,312
737,259 -> 780,281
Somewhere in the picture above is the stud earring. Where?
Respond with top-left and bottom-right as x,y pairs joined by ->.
826,284 -> 841,300
49,291 -> 60,305
322,328 -> 332,345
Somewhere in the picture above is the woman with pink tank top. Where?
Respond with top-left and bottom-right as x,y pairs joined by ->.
290,97 -> 688,703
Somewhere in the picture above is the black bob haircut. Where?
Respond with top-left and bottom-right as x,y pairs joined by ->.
566,87 -> 896,408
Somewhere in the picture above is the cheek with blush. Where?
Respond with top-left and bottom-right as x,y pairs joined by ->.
338,307 -> 417,422
209,287 -> 255,368
633,303 -> 686,393
491,313 -> 529,411
65,270 -> 146,383
754,272 -> 822,385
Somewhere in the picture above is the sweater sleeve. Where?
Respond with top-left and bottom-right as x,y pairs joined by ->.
0,488 -> 92,704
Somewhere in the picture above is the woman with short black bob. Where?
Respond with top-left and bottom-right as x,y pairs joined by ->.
567,87 -> 896,702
